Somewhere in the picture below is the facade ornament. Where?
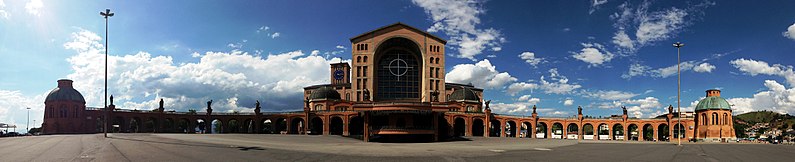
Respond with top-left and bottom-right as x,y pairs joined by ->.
532,105 -> 537,114
622,106 -> 627,115
255,100 -> 261,114
363,89 -> 371,101
110,95 -> 114,105
578,106 -> 583,115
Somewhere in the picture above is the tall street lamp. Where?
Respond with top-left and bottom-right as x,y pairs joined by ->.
673,42 -> 684,146
100,8 -> 114,138
26,107 -> 30,134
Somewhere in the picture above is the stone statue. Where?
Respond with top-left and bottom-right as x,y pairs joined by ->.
532,105 -> 537,114
578,106 -> 583,115
207,100 -> 213,109
485,100 -> 491,109
159,98 -> 164,109
255,100 -> 261,114
363,89 -> 371,101
668,105 -> 673,114
622,106 -> 627,115
110,95 -> 114,105
305,97 -> 310,108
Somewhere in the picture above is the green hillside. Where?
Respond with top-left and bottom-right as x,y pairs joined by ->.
735,111 -> 785,124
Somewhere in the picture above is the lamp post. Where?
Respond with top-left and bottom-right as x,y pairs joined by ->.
26,107 -> 30,134
673,42 -> 684,146
100,8 -> 114,138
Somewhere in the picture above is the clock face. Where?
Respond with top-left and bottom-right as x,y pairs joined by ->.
334,70 -> 344,80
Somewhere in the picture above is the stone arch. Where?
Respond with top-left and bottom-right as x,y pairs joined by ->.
506,120 -> 517,137
658,123 -> 669,141
112,116 -> 125,133
612,124 -> 624,140
228,119 -> 240,133
349,116 -> 364,136
597,123 -> 609,140
196,118 -> 207,133
143,117 -> 157,133
567,123 -> 579,139
211,119 -> 223,134
453,117 -> 465,137
289,118 -> 304,134
642,124 -> 654,141
163,118 -> 174,133
551,122 -> 564,139
242,118 -> 254,133
261,118 -> 274,134
177,118 -> 190,133
489,119 -> 501,137
673,123 -> 685,139
536,122 -> 548,139
130,117 -> 142,133
472,118 -> 484,137
583,123 -> 595,140
628,124 -> 639,141
521,121 -> 533,138
723,113 -> 729,125
275,118 -> 288,134
309,116 -> 323,135
330,116 -> 344,135
373,36 -> 424,101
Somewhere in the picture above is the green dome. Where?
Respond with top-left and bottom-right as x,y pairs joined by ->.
694,96 -> 731,111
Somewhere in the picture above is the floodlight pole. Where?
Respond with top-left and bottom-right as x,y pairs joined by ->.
673,42 -> 684,146
100,8 -> 114,138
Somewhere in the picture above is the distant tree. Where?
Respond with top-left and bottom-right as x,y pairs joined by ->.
188,109 -> 197,115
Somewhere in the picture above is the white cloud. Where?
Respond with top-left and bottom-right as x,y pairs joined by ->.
571,43 -> 614,67
412,0 -> 505,60
730,58 -> 795,86
62,29 -> 347,112
0,0 -> 8,19
0,90 -> 46,132
563,98 -> 574,106
446,59 -> 517,89
507,68 -> 582,95
589,0 -> 608,14
490,95 -> 540,115
257,26 -> 269,33
585,90 -> 638,100
25,0 -> 43,17
622,61 -> 715,79
335,45 -> 346,50
726,80 -> 795,115
518,52 -> 545,67
271,32 -> 280,38
693,62 -> 715,73
783,23 -> 795,40
596,97 -> 662,118
726,59 -> 795,115
610,1 -> 712,53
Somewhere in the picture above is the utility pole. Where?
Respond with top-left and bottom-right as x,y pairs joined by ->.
673,42 -> 684,146
27,107 -> 30,134
100,8 -> 114,138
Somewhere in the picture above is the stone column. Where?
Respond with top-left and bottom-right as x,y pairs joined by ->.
363,112 -> 370,142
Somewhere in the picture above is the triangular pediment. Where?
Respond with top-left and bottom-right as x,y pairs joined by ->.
350,22 -> 447,44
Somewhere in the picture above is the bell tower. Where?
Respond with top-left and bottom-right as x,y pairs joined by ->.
330,62 -> 351,86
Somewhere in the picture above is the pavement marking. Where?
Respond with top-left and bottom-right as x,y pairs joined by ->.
533,148 -> 552,151
489,149 -> 506,153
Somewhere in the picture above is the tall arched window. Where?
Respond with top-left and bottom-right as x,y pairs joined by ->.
701,114 -> 707,125
712,112 -> 718,125
723,113 -> 729,125
314,104 -> 323,111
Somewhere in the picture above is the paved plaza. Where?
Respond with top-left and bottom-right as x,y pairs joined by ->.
0,134 -> 792,161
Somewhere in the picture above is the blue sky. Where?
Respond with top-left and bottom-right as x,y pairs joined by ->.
2,0 -> 795,132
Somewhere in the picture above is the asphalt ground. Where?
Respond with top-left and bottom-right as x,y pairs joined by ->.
0,134 -> 792,161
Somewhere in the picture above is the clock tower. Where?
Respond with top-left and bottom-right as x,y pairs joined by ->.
330,62 -> 350,86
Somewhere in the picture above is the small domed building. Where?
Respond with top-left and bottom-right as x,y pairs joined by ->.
694,89 -> 736,142
42,79 -> 88,134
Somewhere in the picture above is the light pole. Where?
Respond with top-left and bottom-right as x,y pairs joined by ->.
673,42 -> 684,146
26,107 -> 30,134
100,8 -> 114,138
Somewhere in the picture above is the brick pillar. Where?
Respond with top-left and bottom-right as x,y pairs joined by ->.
608,125 -> 613,140
323,115 -> 330,135
363,112 -> 370,142
433,112 -> 439,141
465,118 -> 472,137
530,122 -> 536,139
500,120 -> 506,137
343,115 -> 350,136
653,126 -> 658,142
638,126 -> 643,141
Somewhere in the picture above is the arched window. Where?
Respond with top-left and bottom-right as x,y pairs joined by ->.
430,57 -> 434,64
74,106 -> 79,118
712,112 -> 718,125
314,104 -> 323,111
701,113 -> 707,125
365,44 -> 368,50
723,113 -> 729,125
363,56 -> 368,62
357,56 -> 361,63
466,106 -> 474,112
435,58 -> 440,64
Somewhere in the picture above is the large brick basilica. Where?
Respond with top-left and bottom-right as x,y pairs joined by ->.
42,23 -> 735,142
